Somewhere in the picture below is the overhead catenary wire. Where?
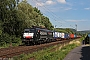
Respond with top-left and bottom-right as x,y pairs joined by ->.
32,0 -> 76,28
30,0 -> 78,30
31,0 -> 67,24
31,0 -> 56,20
31,0 -> 57,23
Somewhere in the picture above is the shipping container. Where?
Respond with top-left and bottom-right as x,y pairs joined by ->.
53,32 -> 58,38
69,34 -> 74,39
59,33 -> 62,38
61,33 -> 69,39
53,32 -> 61,38
74,34 -> 77,38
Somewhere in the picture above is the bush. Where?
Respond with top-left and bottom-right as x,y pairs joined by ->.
0,33 -> 21,47
0,33 -> 10,46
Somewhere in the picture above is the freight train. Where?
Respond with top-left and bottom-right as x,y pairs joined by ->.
22,26 -> 80,45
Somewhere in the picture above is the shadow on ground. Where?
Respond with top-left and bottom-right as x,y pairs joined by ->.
80,46 -> 90,60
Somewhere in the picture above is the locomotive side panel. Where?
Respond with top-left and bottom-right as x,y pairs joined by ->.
39,30 -> 48,39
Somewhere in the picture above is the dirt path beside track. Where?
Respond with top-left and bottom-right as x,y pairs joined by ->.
64,45 -> 90,60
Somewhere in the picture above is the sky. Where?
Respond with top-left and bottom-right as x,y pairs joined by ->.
21,0 -> 90,31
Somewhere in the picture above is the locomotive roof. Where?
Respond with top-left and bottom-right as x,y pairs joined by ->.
24,27 -> 53,32
31,27 -> 53,32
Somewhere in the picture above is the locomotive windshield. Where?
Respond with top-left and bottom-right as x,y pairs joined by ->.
24,28 -> 35,33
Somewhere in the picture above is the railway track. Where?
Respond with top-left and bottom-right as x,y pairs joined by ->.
0,39 -> 79,58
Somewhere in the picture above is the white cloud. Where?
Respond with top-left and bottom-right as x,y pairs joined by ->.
46,0 -> 56,5
36,0 -> 56,7
36,2 -> 44,6
57,0 -> 66,4
84,8 -> 90,10
55,21 -> 66,23
66,20 -> 88,22
64,7 -> 72,10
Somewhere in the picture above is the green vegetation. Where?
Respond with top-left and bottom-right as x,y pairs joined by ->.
0,0 -> 79,48
0,0 -> 54,47
13,39 -> 81,60
0,33 -> 22,48
80,33 -> 87,42
0,0 -> 83,48
55,28 -> 75,33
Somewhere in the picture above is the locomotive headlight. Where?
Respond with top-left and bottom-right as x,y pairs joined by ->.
24,36 -> 25,38
23,36 -> 25,38
23,34 -> 25,38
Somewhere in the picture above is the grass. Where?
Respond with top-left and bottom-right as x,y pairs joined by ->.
0,42 -> 22,49
0,43 -> 10,49
13,39 -> 81,60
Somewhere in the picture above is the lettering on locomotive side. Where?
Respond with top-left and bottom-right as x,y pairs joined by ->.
48,32 -> 52,35
40,31 -> 47,35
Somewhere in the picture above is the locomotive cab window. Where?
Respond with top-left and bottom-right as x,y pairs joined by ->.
24,29 -> 35,33
24,29 -> 30,33
30,29 -> 35,33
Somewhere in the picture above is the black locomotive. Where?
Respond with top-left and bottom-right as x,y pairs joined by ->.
22,26 -> 54,45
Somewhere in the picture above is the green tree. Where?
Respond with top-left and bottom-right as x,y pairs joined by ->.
65,28 -> 73,33
0,0 -> 25,46
0,0 -> 27,36
17,1 -> 53,30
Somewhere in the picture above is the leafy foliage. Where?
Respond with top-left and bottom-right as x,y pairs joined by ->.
0,0 -> 76,47
0,0 -> 24,47
17,1 -> 54,29
0,0 -> 54,47
55,28 -> 74,33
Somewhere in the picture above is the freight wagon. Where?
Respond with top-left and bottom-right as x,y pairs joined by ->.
53,32 -> 61,41
61,33 -> 69,40
69,34 -> 74,39
74,34 -> 77,38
